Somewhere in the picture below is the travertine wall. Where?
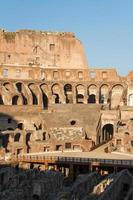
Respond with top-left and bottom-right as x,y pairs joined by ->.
0,29 -> 133,156
0,29 -> 87,69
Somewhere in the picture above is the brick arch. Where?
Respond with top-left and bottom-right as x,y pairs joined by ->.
102,123 -> 114,142
28,83 -> 41,105
88,84 -> 98,104
2,82 -> 17,105
64,84 -> 73,104
76,84 -> 85,104
51,83 -> 61,104
111,84 -> 124,108
99,84 -> 109,104
14,82 -> 29,105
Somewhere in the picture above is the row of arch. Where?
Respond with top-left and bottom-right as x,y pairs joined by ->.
0,82 -> 129,108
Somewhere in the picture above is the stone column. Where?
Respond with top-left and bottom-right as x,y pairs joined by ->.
73,84 -> 77,104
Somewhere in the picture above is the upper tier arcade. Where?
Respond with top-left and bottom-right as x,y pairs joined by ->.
0,29 -> 88,69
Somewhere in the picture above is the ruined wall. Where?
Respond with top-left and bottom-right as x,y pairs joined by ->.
0,29 -> 87,69
0,29 -> 133,156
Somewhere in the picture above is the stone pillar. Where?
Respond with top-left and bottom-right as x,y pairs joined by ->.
96,90 -> 99,104
83,87 -> 88,104
73,85 -> 77,104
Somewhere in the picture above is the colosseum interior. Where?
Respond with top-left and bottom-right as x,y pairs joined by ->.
0,29 -> 133,200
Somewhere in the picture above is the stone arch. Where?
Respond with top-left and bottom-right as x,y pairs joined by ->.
99,84 -> 109,104
52,84 -> 61,104
64,84 -> 73,103
102,123 -> 114,142
88,84 -> 97,103
2,82 -> 14,105
76,84 -> 85,104
111,84 -> 124,108
16,82 -> 22,92
40,84 -> 48,109
12,95 -> 23,105
15,81 -> 30,105
28,83 -> 38,105
128,94 -> 133,106
3,82 -> 12,91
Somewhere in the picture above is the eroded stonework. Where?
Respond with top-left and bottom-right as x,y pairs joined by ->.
0,29 -> 132,159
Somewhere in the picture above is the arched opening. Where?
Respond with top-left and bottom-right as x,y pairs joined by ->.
32,92 -> 38,105
16,83 -> 28,105
99,85 -> 108,104
16,82 -> 22,92
52,84 -> 61,104
88,85 -> 97,104
42,93 -> 48,109
102,124 -> 114,142
64,84 -> 73,104
28,84 -> 38,105
40,84 -> 48,109
88,94 -> 96,103
99,94 -> 104,104
111,84 -> 123,108
54,94 -> 60,104
43,132 -> 46,140
14,133 -> 21,142
77,94 -> 84,104
76,85 -> 84,104
70,120 -> 76,125
18,123 -> 23,130
12,95 -> 19,105
22,94 -> 28,105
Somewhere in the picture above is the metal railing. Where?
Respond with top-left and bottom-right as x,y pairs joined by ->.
13,154 -> 133,166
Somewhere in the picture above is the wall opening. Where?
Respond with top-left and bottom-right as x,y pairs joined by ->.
18,123 -> 23,130
12,95 -> 19,105
14,133 -> 21,142
88,94 -> 96,103
76,94 -> 84,104
65,143 -> 71,149
70,120 -> 76,125
64,84 -> 73,104
102,124 -> 114,142
42,93 -> 48,109
54,94 -> 60,104
16,82 -> 22,92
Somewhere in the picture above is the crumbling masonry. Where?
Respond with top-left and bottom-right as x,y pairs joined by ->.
0,29 -> 132,157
